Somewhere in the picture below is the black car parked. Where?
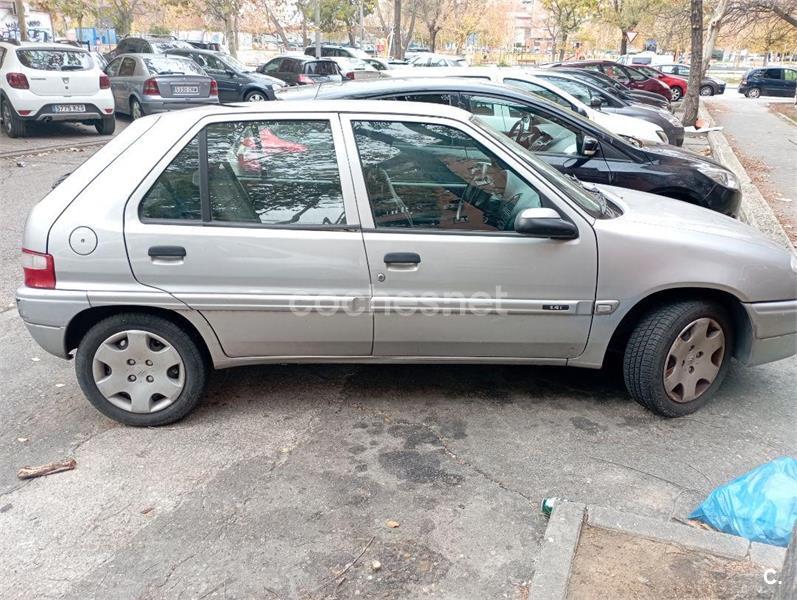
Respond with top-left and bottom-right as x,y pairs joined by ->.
531,71 -> 684,146
551,67 -> 672,111
258,55 -> 343,86
279,78 -> 741,216
166,48 -> 283,102
739,67 -> 797,98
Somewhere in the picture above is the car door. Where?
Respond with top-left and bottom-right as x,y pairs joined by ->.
784,68 -> 797,96
105,57 -> 124,110
340,113 -> 598,359
762,68 -> 784,96
123,113 -> 372,358
461,94 -> 613,185
202,53 -> 238,101
115,57 -> 137,111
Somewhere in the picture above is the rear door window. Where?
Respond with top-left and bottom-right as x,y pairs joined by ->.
764,68 -> 783,80
207,120 -> 346,225
306,60 -> 339,75
118,57 -> 136,77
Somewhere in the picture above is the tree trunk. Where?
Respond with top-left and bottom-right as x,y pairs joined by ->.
619,30 -> 627,55
559,32 -> 568,61
347,25 -> 356,46
700,0 -> 728,80
403,0 -> 416,55
393,0 -> 402,59
264,1 -> 291,49
430,27 -> 438,52
14,0 -> 27,41
682,0 -> 703,127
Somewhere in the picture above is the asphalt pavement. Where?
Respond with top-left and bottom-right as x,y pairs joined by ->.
0,120 -> 795,599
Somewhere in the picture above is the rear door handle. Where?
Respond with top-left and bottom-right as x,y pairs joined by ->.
148,246 -> 186,259
384,252 -> 420,265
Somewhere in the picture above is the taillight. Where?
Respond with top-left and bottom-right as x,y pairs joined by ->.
209,79 -> 218,96
99,73 -> 110,89
142,78 -> 160,96
297,74 -> 313,84
22,249 -> 55,289
344,71 -> 355,80
6,72 -> 29,89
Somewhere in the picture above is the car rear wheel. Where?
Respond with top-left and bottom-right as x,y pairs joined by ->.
75,313 -> 208,426
623,300 -> 732,417
699,85 -> 715,96
1,99 -> 28,138
670,86 -> 683,101
745,87 -> 761,98
244,90 -> 267,102
130,98 -> 144,120
95,115 -> 116,135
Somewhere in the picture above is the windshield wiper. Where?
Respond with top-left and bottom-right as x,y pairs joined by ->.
566,174 -> 609,216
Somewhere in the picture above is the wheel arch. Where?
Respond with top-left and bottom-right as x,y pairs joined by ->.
65,305 -> 214,367
606,287 -> 752,362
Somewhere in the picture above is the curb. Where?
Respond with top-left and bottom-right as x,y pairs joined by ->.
530,501 -> 788,600
699,103 -> 793,250
0,139 -> 107,160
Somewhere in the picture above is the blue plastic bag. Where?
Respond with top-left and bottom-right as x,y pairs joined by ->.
689,456 -> 797,547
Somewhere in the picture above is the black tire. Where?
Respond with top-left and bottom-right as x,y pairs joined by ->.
130,97 -> 144,120
75,313 -> 208,426
623,300 -> 733,417
1,98 -> 28,138
745,87 -> 761,99
243,89 -> 268,102
699,85 -> 715,97
94,115 -> 116,135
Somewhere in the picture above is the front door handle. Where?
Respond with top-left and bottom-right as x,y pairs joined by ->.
148,246 -> 186,260
384,252 -> 420,265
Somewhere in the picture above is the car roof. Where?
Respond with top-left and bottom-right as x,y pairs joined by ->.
277,77 -> 580,113
2,41 -> 89,51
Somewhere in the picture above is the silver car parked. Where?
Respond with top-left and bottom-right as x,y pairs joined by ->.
105,54 -> 219,119
16,101 -> 797,426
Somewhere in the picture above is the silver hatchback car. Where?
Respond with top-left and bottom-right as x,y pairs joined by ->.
17,101 -> 797,426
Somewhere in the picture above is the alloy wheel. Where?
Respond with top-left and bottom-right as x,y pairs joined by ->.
246,92 -> 266,102
671,87 -> 682,101
131,100 -> 143,119
663,317 -> 725,403
699,86 -> 714,96
92,330 -> 185,414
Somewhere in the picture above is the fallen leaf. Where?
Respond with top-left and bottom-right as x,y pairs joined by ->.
55,383 -> 65,388
31,357 -> 40,362
17,437 -> 28,443
141,506 -> 155,515
371,560 -> 382,572
385,519 -> 400,528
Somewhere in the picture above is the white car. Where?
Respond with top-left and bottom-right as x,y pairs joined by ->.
388,66 -> 669,145
0,40 -> 115,138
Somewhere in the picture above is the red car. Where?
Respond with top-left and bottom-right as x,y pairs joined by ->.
554,60 -> 673,101
633,65 -> 688,101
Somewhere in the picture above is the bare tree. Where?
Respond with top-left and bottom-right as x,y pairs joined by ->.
417,0 -> 451,51
682,0 -> 703,127
393,0 -> 403,58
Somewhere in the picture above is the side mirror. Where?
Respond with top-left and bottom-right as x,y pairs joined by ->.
514,207 -> 579,239
226,69 -> 236,77
582,135 -> 599,156
590,96 -> 603,109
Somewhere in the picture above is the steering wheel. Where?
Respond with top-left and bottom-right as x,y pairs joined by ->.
508,116 -> 552,150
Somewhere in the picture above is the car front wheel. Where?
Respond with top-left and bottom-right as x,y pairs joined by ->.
699,85 -> 715,96
623,300 -> 732,417
1,99 -> 28,138
244,90 -> 267,102
745,87 -> 761,98
671,86 -> 683,101
75,313 -> 208,426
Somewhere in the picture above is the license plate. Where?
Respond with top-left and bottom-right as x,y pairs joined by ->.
53,104 -> 86,113
173,86 -> 199,95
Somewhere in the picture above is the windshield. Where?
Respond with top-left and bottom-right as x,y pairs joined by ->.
17,48 -> 92,71
635,66 -> 661,78
144,56 -> 205,76
219,53 -> 249,72
470,115 -> 606,218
